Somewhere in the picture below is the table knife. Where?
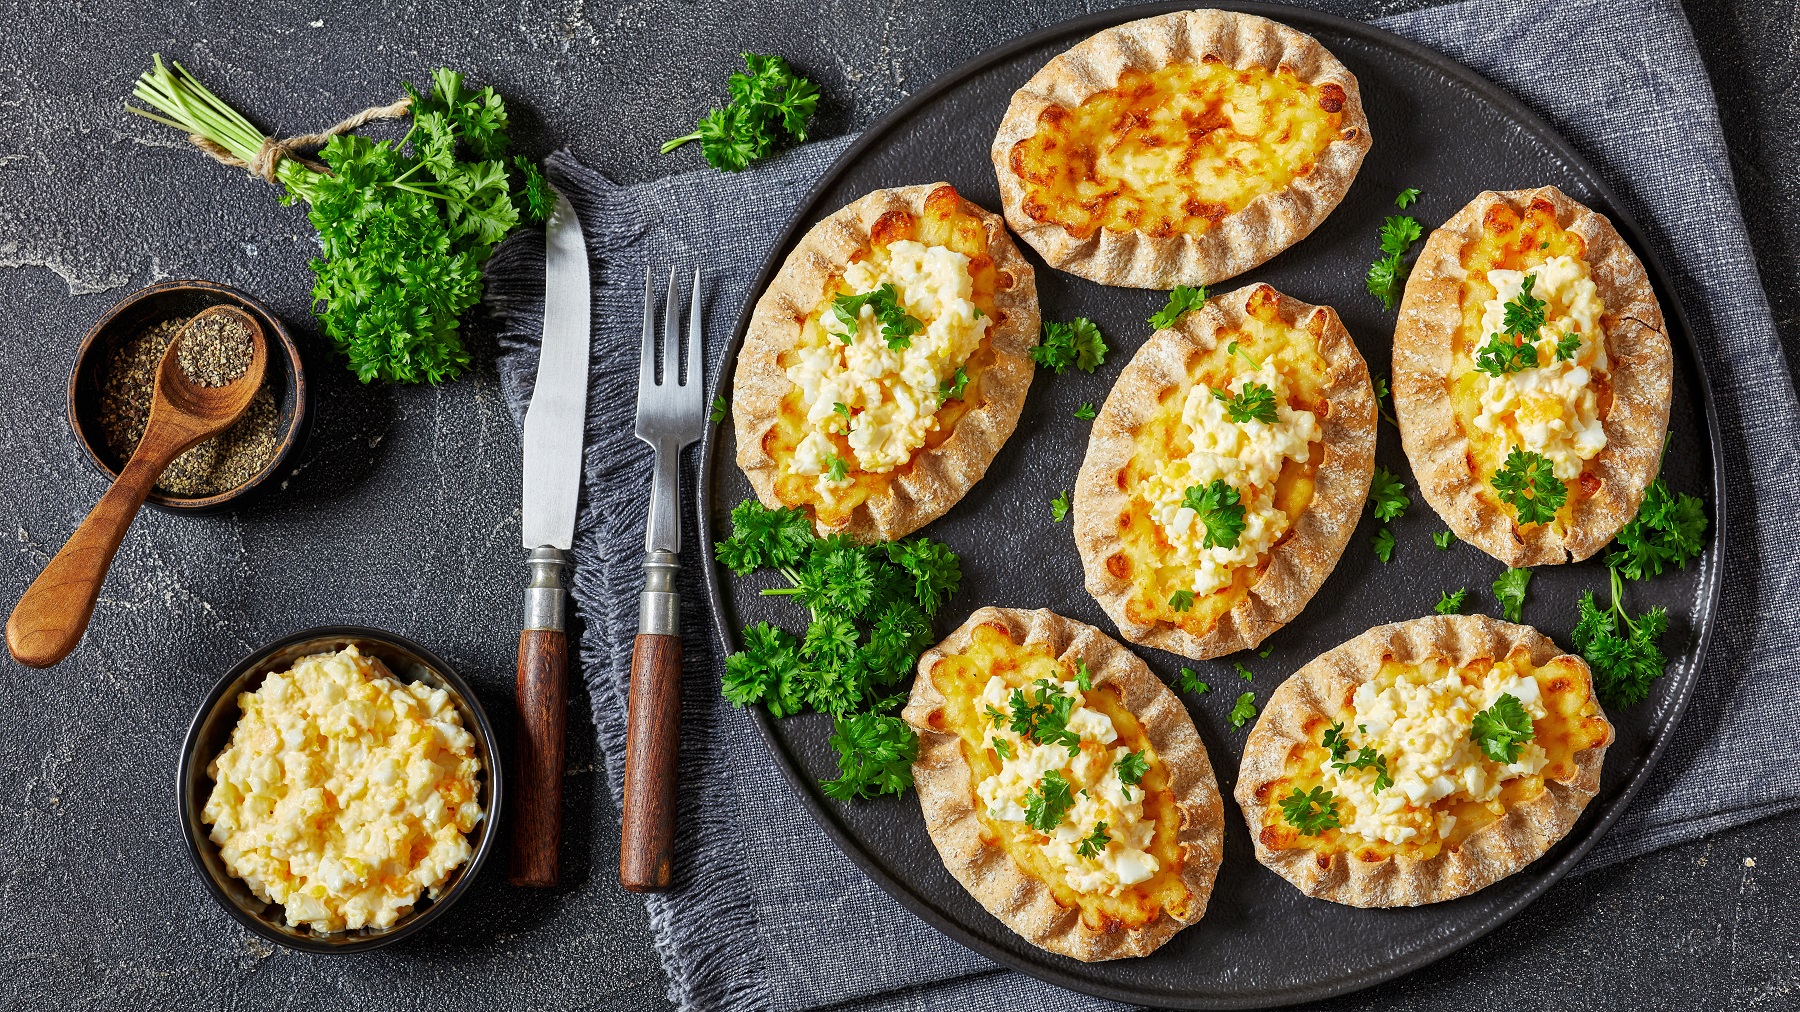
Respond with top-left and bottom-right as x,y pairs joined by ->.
513,187 -> 590,887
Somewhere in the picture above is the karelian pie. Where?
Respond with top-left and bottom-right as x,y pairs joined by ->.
1236,614 -> 1614,907
1074,283 -> 1375,660
902,607 -> 1223,960
733,183 -> 1039,541
991,9 -> 1372,289
1393,185 -> 1673,567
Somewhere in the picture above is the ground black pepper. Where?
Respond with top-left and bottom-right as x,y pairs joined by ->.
97,313 -> 281,497
176,311 -> 254,387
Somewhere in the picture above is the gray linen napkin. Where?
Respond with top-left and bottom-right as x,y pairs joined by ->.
483,0 -> 1800,1006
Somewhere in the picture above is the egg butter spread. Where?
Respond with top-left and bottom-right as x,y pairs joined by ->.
202,645 -> 484,932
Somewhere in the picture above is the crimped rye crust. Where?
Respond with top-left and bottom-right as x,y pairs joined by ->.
902,607 -> 1224,961
990,9 -> 1371,289
1074,283 -> 1376,659
1393,185 -> 1673,566
1235,614 -> 1614,907
732,184 -> 1039,542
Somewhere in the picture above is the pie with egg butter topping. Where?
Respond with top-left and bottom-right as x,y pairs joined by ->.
1237,614 -> 1614,907
1075,283 -> 1375,659
903,607 -> 1224,960
1394,185 -> 1673,567
991,9 -> 1371,289
734,183 -> 1039,541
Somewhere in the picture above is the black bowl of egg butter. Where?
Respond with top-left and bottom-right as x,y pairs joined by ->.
179,627 -> 504,952
68,278 -> 309,514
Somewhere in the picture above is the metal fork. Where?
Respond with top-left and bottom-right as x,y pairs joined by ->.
621,265 -> 705,893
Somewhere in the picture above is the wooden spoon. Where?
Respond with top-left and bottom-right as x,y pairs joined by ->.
7,306 -> 267,668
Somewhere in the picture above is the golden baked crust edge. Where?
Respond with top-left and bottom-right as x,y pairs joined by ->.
731,184 -> 1040,542
1073,283 -> 1377,659
1393,185 -> 1674,567
989,8 -> 1373,289
1233,614 -> 1614,907
900,606 -> 1225,961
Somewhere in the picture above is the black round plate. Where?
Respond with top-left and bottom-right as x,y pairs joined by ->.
697,3 -> 1725,1006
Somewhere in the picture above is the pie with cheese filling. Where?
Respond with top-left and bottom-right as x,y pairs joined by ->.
1236,614 -> 1614,907
1074,283 -> 1375,659
902,607 -> 1223,960
734,183 -> 1039,541
991,9 -> 1371,289
1394,185 -> 1673,566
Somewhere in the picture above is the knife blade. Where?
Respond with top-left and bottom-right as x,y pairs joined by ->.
512,188 -> 589,887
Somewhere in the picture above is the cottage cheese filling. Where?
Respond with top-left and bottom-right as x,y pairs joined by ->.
786,241 -> 989,502
973,675 -> 1159,893
1135,362 -> 1321,596
1321,658 -> 1549,847
1470,255 -> 1610,481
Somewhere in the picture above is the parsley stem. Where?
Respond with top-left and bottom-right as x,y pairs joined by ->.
661,131 -> 703,154
761,587 -> 804,596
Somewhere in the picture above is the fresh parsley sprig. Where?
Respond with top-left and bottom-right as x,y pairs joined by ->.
1008,679 -> 1082,756
1176,667 -> 1210,696
1149,285 -> 1209,329
1367,210 -> 1424,309
1491,446 -> 1567,525
1470,693 -> 1535,763
1182,479 -> 1247,549
1493,567 -> 1531,623
831,284 -> 923,349
1033,318 -> 1109,374
1050,491 -> 1072,523
1371,528 -> 1396,563
1229,691 -> 1258,728
1214,382 -> 1279,424
1280,786 -> 1341,835
1115,750 -> 1150,788
1435,587 -> 1467,615
663,52 -> 820,172
1076,821 -> 1111,858
1573,567 -> 1670,708
822,713 -> 917,799
1607,477 -> 1708,580
1322,721 -> 1393,791
1025,770 -> 1076,832
1368,468 -> 1411,522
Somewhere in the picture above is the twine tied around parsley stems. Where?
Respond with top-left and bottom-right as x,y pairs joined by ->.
126,54 -> 411,187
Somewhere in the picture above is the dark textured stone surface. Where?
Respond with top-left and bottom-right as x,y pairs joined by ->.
0,1 -> 1792,1009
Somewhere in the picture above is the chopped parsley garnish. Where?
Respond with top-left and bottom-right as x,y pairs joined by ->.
1280,786 -> 1341,835
1373,374 -> 1397,425
1368,467 -> 1411,522
1076,821 -> 1111,858
1554,331 -> 1583,362
1214,382 -> 1279,424
1181,479 -> 1247,549
710,395 -> 729,423
1176,667 -> 1210,696
1367,214 -> 1424,309
1435,587 -> 1467,615
1234,661 -> 1254,682
1395,187 -> 1422,209
1607,476 -> 1708,580
831,283 -> 923,349
822,712 -> 917,800
1226,341 -> 1261,370
1149,284 -> 1208,329
1473,334 -> 1540,376
1573,567 -> 1670,708
1024,769 -> 1075,832
1492,567 -> 1531,623
1491,446 -> 1567,525
826,454 -> 849,482
662,52 -> 819,172
832,401 -> 851,422
1470,693 -> 1535,763
1074,402 -> 1097,420
1115,750 -> 1150,787
716,500 -> 958,798
1371,528 -> 1395,563
939,366 -> 970,402
991,736 -> 1012,761
1033,318 -> 1109,374
1074,659 -> 1094,692
1169,589 -> 1195,613
1501,273 -> 1548,340
1008,679 -> 1082,756
1322,721 -> 1393,792
1050,490 -> 1072,523
1258,644 -> 1274,658
1229,691 -> 1258,728
1433,530 -> 1456,550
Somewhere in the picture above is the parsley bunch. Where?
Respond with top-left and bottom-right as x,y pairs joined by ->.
130,59 -> 549,384
1366,206 -> 1424,309
716,500 -> 961,798
662,53 -> 820,172
1033,318 -> 1109,374
1573,567 -> 1670,708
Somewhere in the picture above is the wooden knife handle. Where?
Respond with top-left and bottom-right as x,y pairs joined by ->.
621,632 -> 681,891
510,627 -> 567,886
7,436 -> 174,668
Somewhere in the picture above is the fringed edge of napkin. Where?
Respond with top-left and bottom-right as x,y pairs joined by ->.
483,150 -> 778,1012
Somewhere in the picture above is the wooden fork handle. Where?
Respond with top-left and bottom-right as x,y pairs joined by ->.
7,441 -> 173,668
621,631 -> 681,891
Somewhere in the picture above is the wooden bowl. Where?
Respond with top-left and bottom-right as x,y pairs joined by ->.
67,279 -> 308,513
178,627 -> 505,953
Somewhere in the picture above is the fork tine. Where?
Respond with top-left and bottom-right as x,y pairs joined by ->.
663,265 -> 680,388
639,265 -> 655,396
687,267 -> 703,389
